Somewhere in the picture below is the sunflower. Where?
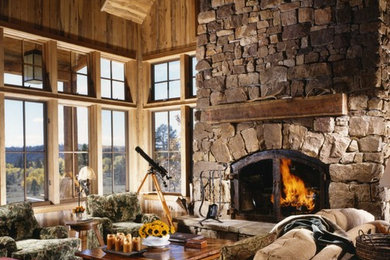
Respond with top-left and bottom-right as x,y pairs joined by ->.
152,226 -> 162,237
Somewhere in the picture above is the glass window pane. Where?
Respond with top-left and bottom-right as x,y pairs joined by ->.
102,110 -> 112,152
154,112 -> 168,151
58,81 -> 64,92
101,58 -> 111,78
58,49 -> 71,72
6,153 -> 24,203
113,154 -> 126,193
113,111 -> 126,152
169,110 -> 181,150
77,153 -> 89,173
101,79 -> 111,98
112,61 -> 124,81
168,152 -> 181,193
26,152 -> 45,202
5,100 -> 24,152
77,74 -> 88,95
59,153 -> 74,200
78,66 -> 87,74
169,80 -> 180,99
112,81 -> 125,100
154,82 -> 168,100
72,53 -> 88,74
59,106 -> 73,151
103,153 -> 112,195
4,37 -> 23,86
154,152 -> 168,192
25,102 -> 44,151
192,78 -> 197,96
168,61 -> 180,80
154,63 -> 167,82
192,57 -> 197,77
77,107 -> 89,151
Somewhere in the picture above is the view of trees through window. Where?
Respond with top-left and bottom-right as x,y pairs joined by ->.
153,110 -> 181,193
58,105 -> 89,200
5,99 -> 46,203
102,109 -> 127,194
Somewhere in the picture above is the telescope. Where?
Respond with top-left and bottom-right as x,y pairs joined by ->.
135,146 -> 171,180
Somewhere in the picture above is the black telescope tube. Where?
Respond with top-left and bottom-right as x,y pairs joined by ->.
135,146 -> 169,178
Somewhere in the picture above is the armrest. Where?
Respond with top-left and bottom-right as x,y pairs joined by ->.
39,225 -> 68,239
135,213 -> 160,223
0,236 -> 17,257
219,232 -> 277,260
89,217 -> 114,242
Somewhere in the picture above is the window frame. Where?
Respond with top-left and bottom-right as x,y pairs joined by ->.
101,108 -> 129,195
150,59 -> 181,102
189,56 -> 197,98
100,57 -> 129,101
4,98 -> 48,204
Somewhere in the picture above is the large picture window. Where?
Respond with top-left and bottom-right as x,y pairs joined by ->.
101,58 -> 126,100
58,105 -> 89,200
102,109 -> 127,194
4,37 -> 44,89
153,110 -> 181,193
152,60 -> 180,101
57,49 -> 89,95
5,99 -> 46,203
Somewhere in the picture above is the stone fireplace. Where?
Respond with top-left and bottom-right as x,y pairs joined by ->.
193,0 -> 390,221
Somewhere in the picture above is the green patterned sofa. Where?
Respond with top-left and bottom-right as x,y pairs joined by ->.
86,192 -> 159,242
0,201 -> 81,260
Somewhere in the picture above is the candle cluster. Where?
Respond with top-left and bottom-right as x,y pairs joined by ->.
106,233 -> 142,253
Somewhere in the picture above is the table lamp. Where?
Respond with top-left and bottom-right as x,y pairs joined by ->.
77,166 -> 96,206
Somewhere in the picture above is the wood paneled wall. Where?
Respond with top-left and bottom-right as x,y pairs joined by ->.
0,0 -> 139,58
141,0 -> 197,57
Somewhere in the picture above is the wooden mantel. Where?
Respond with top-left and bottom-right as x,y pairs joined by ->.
201,93 -> 347,124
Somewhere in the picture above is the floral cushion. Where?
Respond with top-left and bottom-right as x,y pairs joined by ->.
108,192 -> 142,222
0,202 -> 39,241
86,194 -> 115,219
39,226 -> 68,239
0,236 -> 17,257
13,238 -> 80,260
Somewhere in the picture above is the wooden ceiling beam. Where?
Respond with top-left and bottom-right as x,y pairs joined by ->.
101,0 -> 156,24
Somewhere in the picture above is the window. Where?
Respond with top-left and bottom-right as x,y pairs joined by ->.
190,56 -> 197,97
152,60 -> 180,101
58,105 -> 89,200
4,37 -> 44,89
57,49 -> 88,95
5,99 -> 46,203
102,109 -> 127,194
101,58 -> 126,100
153,110 -> 181,193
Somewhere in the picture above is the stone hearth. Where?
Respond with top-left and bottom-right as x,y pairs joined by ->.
193,0 -> 390,221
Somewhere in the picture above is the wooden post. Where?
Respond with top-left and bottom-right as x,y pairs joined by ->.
180,54 -> 189,100
0,28 -> 4,88
89,104 -> 102,195
128,109 -> 137,192
0,93 -> 6,205
44,41 -> 57,93
125,60 -> 137,103
180,106 -> 190,197
89,52 -> 101,99
47,99 -> 60,204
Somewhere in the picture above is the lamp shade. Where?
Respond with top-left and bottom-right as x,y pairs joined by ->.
78,166 -> 96,181
379,160 -> 390,187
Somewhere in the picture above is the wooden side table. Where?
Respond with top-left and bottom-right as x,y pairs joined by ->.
65,220 -> 105,250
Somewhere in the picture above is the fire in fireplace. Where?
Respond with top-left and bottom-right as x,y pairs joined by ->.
230,150 -> 329,222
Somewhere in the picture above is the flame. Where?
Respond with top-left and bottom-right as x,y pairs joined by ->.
272,159 -> 315,211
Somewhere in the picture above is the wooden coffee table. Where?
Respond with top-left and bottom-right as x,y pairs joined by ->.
65,219 -> 105,250
75,238 -> 233,260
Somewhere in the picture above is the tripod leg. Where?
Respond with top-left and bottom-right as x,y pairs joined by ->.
151,174 -> 174,228
137,173 -> 150,194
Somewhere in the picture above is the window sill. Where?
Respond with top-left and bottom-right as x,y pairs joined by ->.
140,193 -> 188,202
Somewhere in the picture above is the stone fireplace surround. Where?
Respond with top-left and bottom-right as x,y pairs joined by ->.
192,0 -> 390,221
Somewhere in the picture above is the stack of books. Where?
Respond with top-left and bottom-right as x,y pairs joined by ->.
169,232 -> 208,248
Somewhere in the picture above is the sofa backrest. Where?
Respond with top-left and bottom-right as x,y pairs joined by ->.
0,201 -> 39,240
87,192 -> 142,222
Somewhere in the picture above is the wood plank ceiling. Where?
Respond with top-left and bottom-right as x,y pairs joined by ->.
101,0 -> 156,24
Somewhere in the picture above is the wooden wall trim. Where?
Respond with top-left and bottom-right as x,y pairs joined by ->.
89,105 -> 102,195
0,93 -> 5,205
44,41 -> 58,93
201,94 -> 348,124
47,100 -> 60,204
142,43 -> 196,61
0,22 -> 136,59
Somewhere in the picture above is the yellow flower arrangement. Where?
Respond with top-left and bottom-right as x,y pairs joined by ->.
138,220 -> 175,238
72,205 -> 85,213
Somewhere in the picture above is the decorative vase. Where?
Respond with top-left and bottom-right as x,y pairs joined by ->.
142,235 -> 170,248
75,212 -> 83,220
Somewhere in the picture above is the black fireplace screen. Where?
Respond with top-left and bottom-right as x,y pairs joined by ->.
230,150 -> 329,222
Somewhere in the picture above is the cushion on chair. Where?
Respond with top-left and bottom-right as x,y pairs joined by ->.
86,194 -> 115,219
0,202 -> 39,241
13,238 -> 80,260
112,222 -> 143,237
109,192 -> 142,222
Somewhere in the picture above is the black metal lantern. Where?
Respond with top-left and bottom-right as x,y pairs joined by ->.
23,49 -> 43,84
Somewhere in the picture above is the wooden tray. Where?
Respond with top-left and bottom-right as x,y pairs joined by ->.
101,246 -> 146,257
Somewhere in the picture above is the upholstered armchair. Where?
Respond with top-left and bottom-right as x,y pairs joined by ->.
0,201 -> 81,260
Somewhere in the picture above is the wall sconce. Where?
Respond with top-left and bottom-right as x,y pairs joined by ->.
23,49 -> 43,84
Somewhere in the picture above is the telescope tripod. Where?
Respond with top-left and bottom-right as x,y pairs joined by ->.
137,168 -> 173,228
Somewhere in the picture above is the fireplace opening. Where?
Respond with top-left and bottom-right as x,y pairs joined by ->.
230,150 -> 329,222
